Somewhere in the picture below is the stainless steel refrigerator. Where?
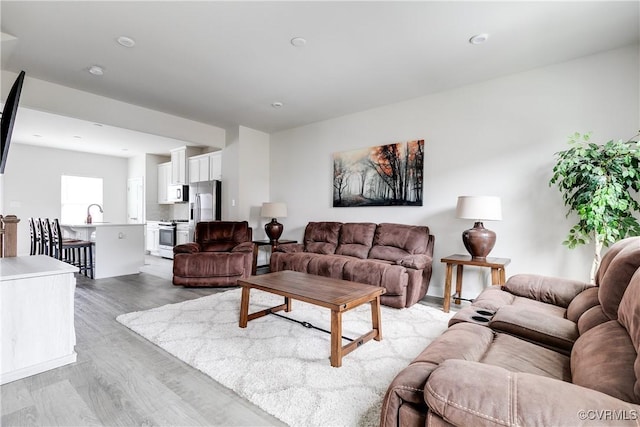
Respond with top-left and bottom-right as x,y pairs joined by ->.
189,180 -> 222,241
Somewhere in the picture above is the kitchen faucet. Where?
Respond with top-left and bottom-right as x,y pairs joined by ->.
86,204 -> 103,224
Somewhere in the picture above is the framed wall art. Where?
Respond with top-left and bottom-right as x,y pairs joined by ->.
333,139 -> 424,207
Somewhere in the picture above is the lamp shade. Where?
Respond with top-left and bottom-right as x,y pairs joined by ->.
261,202 -> 287,218
456,196 -> 502,221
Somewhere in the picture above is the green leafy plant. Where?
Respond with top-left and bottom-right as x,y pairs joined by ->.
550,132 -> 640,282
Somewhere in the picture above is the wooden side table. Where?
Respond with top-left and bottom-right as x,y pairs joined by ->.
441,254 -> 511,313
252,239 -> 297,274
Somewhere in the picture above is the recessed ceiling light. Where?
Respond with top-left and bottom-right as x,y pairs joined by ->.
290,37 -> 307,47
93,123 -> 103,127
88,65 -> 104,76
271,101 -> 284,108
469,33 -> 489,45
117,36 -> 136,48
33,134 -> 42,138
73,135 -> 82,139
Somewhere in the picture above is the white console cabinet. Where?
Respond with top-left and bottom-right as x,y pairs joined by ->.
1,256 -> 78,385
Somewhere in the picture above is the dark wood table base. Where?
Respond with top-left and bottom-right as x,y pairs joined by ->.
238,271 -> 385,367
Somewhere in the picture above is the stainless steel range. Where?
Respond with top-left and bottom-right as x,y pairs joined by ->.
157,222 -> 176,259
157,220 -> 189,259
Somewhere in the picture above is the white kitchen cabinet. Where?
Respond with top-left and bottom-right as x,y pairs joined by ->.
209,151 -> 222,180
146,221 -> 160,255
176,223 -> 190,245
189,152 -> 221,183
189,154 -> 211,183
157,162 -> 172,204
171,146 -> 200,185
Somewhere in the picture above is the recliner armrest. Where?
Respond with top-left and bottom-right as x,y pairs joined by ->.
274,243 -> 305,253
231,241 -> 254,253
396,254 -> 431,270
173,242 -> 201,254
503,274 -> 594,308
425,359 -> 639,427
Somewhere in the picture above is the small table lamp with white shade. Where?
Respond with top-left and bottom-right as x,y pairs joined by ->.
261,202 -> 287,244
456,196 -> 502,259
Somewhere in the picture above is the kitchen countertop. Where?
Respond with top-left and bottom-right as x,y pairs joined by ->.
61,223 -> 144,228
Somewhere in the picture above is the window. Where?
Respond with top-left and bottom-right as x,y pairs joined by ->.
61,175 -> 103,224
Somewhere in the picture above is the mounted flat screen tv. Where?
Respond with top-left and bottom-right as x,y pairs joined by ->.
1,70 -> 26,174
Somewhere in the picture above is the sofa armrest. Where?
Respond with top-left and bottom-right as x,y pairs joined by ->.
396,254 -> 432,270
425,359 -> 639,427
274,243 -> 305,253
503,274 -> 594,308
173,242 -> 201,254
232,241 -> 254,253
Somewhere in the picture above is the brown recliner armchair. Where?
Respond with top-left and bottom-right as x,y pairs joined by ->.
381,237 -> 640,427
173,221 -> 254,287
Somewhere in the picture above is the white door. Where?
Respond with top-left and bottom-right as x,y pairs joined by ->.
127,177 -> 144,224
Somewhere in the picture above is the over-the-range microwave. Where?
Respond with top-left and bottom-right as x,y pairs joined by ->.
167,185 -> 189,203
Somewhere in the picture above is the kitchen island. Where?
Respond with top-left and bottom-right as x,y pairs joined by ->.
61,223 -> 145,279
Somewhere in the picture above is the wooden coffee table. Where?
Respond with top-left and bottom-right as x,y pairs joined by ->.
238,270 -> 385,367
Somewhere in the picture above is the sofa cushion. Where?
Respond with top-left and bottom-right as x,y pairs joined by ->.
173,252 -> 246,277
571,320 -> 638,404
598,239 -> 640,320
343,259 -> 408,296
369,223 -> 430,262
306,255 -> 350,279
195,221 -> 252,252
303,222 -> 342,254
335,222 -> 376,259
617,268 -> 640,402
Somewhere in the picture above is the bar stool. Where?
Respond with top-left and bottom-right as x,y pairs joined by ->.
51,218 -> 95,279
28,217 -> 40,255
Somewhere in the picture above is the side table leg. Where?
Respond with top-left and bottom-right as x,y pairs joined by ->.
455,265 -> 464,305
491,267 -> 499,285
499,268 -> 506,285
443,263 -> 453,313
330,310 -> 342,367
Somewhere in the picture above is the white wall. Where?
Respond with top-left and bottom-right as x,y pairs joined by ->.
269,45 -> 640,299
238,126 -> 270,239
2,144 -> 129,255
222,125 -> 270,231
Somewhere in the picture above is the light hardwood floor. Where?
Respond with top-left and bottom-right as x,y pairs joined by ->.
1,261 -> 448,427
1,270 -> 286,426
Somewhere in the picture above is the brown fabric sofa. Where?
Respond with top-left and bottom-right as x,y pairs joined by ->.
270,222 -> 434,308
173,221 -> 254,287
381,237 -> 640,427
449,236 -> 640,354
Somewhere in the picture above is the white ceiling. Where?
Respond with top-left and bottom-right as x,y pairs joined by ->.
1,1 -> 639,157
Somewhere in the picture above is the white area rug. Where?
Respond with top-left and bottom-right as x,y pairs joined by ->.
116,288 -> 453,426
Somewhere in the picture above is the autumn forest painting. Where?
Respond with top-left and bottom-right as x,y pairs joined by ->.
333,140 -> 424,207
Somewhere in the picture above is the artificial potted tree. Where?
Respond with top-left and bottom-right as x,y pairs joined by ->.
550,131 -> 640,283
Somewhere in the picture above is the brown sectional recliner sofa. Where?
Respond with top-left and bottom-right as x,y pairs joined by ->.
381,236 -> 640,426
270,222 -> 434,308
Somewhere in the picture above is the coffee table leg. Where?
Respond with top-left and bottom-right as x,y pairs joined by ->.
239,286 -> 250,328
371,296 -> 382,341
285,296 -> 292,312
330,310 -> 342,368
